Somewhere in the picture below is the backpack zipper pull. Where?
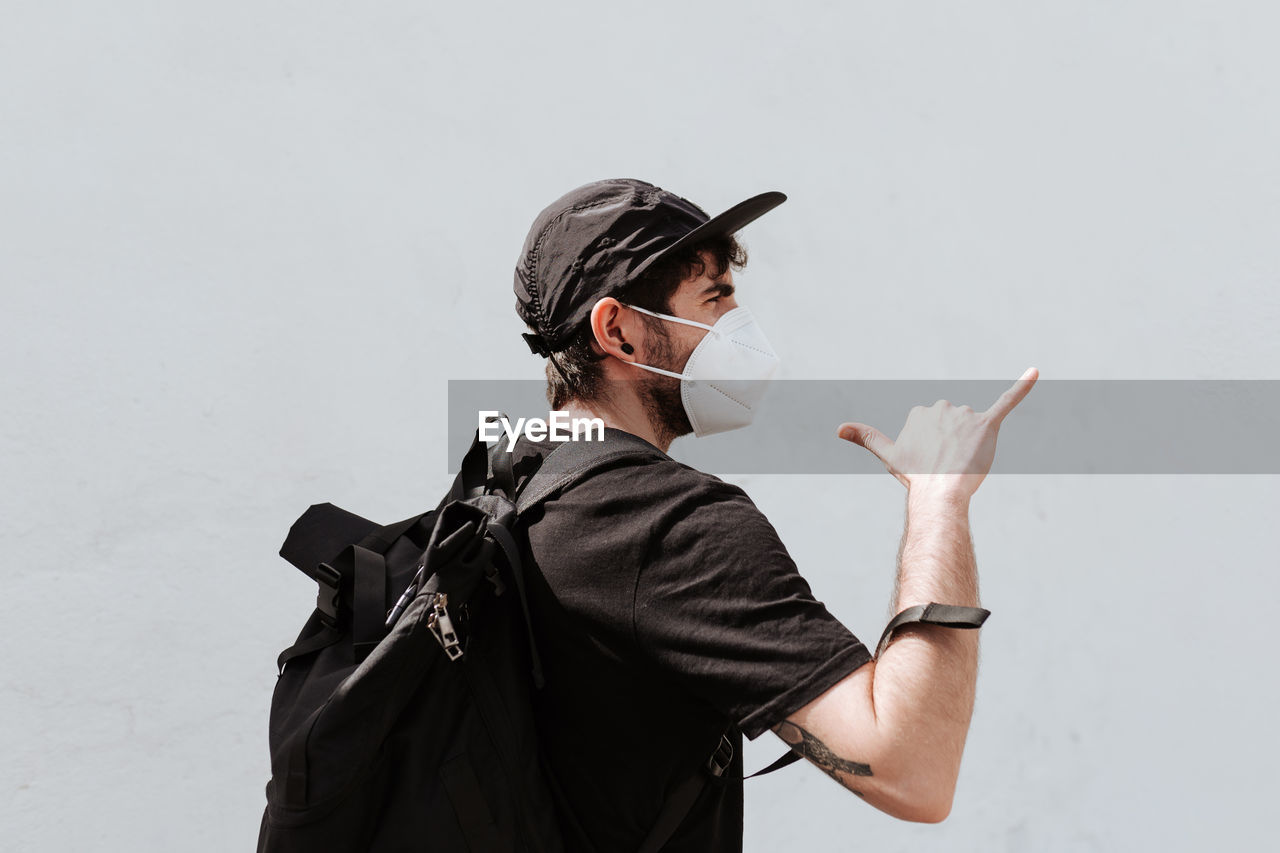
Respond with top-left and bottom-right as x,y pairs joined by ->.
429,592 -> 464,661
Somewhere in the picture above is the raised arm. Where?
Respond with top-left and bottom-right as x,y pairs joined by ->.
772,368 -> 1038,822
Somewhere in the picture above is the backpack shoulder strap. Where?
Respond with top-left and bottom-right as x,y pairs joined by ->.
635,729 -> 734,853
514,429 -> 667,515
506,430 -> 725,853
481,430 -> 664,690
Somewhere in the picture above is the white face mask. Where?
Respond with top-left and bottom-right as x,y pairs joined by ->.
619,303 -> 781,437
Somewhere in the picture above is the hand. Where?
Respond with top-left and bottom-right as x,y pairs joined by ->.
837,368 -> 1039,499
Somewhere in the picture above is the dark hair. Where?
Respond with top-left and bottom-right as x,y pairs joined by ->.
541,235 -> 748,409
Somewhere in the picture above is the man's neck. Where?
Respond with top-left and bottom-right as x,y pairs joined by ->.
559,398 -> 672,453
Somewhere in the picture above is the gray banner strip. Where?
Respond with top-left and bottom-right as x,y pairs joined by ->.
447,380 -> 1280,475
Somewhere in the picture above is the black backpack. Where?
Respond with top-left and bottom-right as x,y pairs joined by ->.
256,427 -> 785,853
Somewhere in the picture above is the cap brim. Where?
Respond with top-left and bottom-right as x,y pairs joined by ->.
628,190 -> 787,281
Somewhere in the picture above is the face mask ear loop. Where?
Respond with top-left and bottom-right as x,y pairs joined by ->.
621,302 -> 718,334
627,360 -> 685,380
617,306 -> 701,380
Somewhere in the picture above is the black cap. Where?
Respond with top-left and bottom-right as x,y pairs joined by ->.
514,178 -> 786,356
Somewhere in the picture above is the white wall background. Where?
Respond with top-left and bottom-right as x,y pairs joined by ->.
3,1 -> 1278,850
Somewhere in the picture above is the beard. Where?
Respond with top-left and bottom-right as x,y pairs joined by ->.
636,318 -> 694,447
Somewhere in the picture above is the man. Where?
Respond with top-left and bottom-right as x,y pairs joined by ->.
509,178 -> 1036,851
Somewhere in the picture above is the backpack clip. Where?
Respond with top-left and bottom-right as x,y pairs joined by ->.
314,561 -> 343,628
706,732 -> 734,778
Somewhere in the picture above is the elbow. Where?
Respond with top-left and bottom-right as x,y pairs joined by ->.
877,784 -> 954,824
869,761 -> 959,823
864,725 -> 967,822
897,792 -> 954,824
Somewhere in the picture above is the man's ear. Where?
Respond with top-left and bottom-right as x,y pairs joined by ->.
589,297 -> 637,362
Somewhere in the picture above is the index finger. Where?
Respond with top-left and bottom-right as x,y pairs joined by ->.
983,367 -> 1040,423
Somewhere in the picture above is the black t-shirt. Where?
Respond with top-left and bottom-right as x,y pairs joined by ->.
512,429 -> 872,853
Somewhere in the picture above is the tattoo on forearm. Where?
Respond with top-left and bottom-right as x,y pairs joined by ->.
772,720 -> 872,791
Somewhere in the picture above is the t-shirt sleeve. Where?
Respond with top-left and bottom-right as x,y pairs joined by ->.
630,473 -> 872,740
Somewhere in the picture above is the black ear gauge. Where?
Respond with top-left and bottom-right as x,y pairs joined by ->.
620,342 -> 635,355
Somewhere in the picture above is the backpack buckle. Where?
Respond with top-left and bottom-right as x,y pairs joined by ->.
706,732 -> 734,778
315,561 -> 343,628
429,593 -> 465,661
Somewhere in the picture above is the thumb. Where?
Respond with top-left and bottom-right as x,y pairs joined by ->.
837,422 -> 894,463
